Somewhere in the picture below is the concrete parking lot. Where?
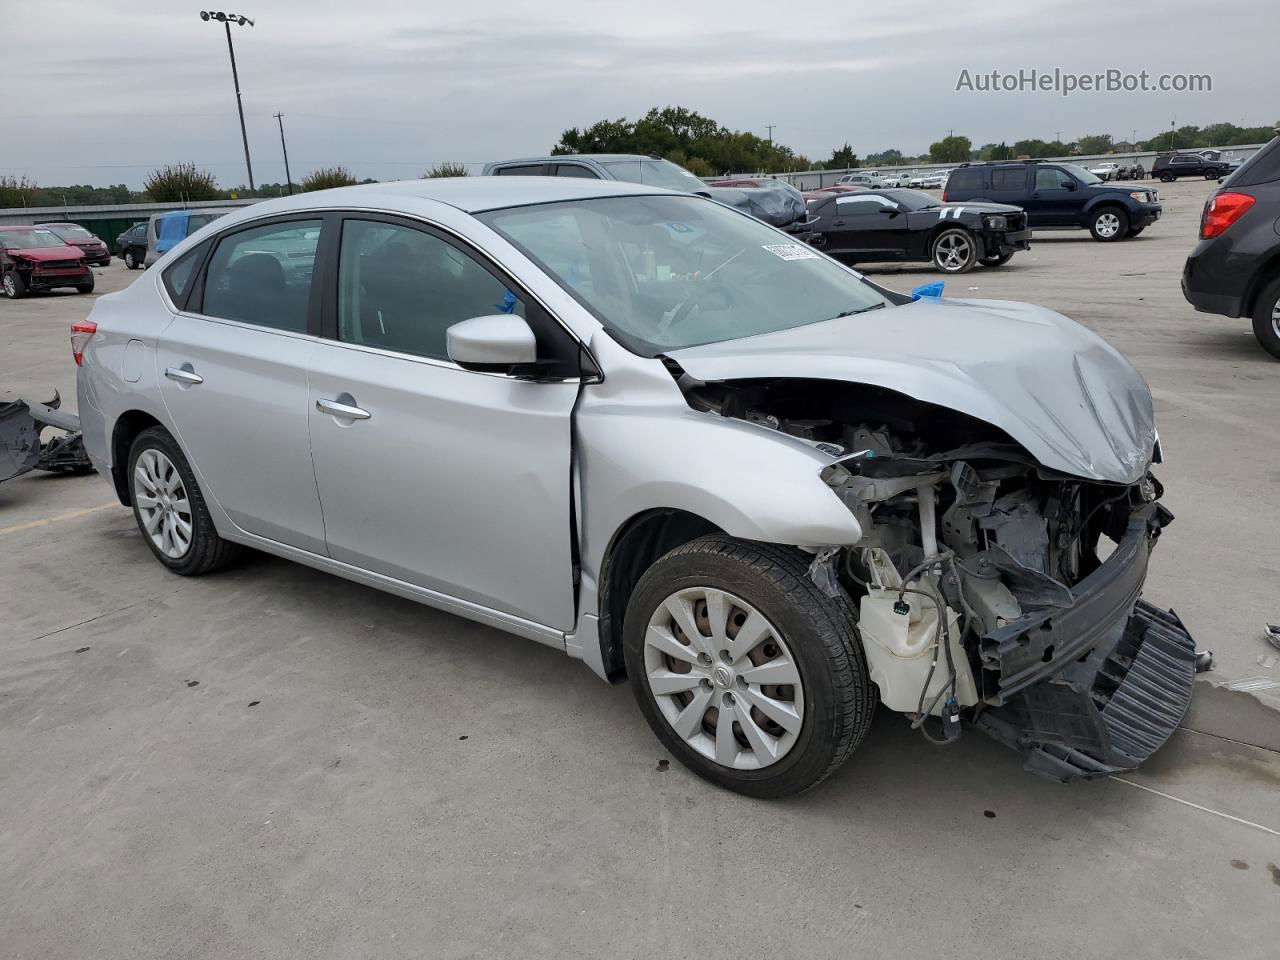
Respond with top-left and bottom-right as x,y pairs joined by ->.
3,177 -> 1279,959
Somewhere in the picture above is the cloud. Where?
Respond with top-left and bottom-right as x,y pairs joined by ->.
2,0 -> 1274,188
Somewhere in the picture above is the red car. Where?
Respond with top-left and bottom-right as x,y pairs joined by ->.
0,225 -> 94,299
37,222 -> 112,266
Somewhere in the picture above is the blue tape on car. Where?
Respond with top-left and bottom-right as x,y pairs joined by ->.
495,289 -> 518,314
911,282 -> 945,300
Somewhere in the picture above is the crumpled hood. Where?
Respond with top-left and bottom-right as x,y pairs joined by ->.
668,297 -> 1156,484
5,246 -> 84,262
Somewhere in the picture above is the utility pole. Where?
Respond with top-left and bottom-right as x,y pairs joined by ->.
274,112 -> 293,195
200,11 -> 256,191
765,124 -> 775,144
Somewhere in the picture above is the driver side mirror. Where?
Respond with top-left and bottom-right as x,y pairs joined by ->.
1063,180 -> 1077,191
447,314 -> 537,372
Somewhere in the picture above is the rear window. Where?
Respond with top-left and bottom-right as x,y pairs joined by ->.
945,167 -> 983,193
1223,136 -> 1280,188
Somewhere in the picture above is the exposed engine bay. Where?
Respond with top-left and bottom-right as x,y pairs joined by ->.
675,373 -> 1207,781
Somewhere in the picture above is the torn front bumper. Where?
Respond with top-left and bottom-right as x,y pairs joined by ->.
0,392 -> 93,484
972,504 -> 1199,781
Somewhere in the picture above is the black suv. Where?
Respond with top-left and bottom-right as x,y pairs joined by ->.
1182,135 -> 1280,359
944,161 -> 1162,241
1151,152 -> 1233,182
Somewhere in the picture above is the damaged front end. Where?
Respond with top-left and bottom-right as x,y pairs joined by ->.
682,376 -> 1205,782
0,391 -> 94,485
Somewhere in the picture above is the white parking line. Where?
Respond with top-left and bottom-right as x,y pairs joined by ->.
0,502 -> 121,536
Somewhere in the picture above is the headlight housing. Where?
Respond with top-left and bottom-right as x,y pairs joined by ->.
983,215 -> 1008,231
1130,191 -> 1151,204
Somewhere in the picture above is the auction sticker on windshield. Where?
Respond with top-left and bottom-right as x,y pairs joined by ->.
763,243 -> 819,261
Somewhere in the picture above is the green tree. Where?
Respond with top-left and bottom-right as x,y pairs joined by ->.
1076,133 -> 1114,155
865,148 -> 904,167
424,162 -> 469,178
979,142 -> 1014,161
0,175 -> 37,207
822,142 -> 858,170
300,166 -> 357,192
929,135 -> 972,163
553,106 -> 808,175
143,163 -> 219,202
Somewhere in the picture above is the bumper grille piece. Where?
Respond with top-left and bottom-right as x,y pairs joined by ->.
974,600 -> 1197,782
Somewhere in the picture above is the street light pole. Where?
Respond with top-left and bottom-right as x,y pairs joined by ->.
200,12 -> 256,191
274,112 -> 293,195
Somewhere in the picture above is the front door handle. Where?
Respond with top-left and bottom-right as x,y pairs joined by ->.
164,365 -> 203,385
316,397 -> 371,421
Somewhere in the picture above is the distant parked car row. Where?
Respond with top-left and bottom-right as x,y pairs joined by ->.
0,225 -> 96,298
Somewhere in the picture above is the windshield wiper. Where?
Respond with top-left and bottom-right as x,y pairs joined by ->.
825,302 -> 886,321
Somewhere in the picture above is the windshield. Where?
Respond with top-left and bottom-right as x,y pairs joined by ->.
598,159 -> 706,192
0,229 -> 65,249
47,225 -> 97,242
1060,163 -> 1102,185
478,194 -> 892,355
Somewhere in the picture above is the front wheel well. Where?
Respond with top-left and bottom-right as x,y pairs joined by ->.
596,509 -> 721,682
109,410 -> 164,505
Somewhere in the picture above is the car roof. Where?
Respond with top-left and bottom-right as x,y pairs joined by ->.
218,176 -> 675,222
0,224 -> 39,231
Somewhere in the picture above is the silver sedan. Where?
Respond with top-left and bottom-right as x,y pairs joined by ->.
75,177 -> 1199,796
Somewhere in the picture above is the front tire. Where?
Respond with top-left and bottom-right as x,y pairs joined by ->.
1251,277 -> 1280,361
76,277 -> 95,294
979,251 -> 1014,267
623,536 -> 876,798
128,426 -> 242,575
1089,207 -> 1129,241
3,271 -> 26,299
932,228 -> 977,273
124,249 -> 139,270
1127,226 -> 1145,238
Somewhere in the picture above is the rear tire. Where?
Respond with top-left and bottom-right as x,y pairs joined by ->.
1160,172 -> 1175,182
3,271 -> 26,299
623,535 -> 876,798
1251,277 -> 1280,361
1089,207 -> 1129,242
123,249 -> 139,270
128,426 -> 242,575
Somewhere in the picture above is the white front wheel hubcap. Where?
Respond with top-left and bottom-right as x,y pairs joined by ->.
644,587 -> 804,770
1097,214 -> 1120,237
133,448 -> 193,559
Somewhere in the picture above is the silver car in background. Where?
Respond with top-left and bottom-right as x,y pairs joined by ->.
75,177 -> 1200,796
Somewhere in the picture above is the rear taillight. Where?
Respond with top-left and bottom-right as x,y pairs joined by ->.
1200,192 -> 1255,239
70,321 -> 97,366
941,189 -> 949,202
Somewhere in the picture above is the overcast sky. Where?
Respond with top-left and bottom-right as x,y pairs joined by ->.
5,0 -> 1275,189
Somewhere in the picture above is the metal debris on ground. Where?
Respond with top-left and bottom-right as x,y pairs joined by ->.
1265,623 -> 1280,651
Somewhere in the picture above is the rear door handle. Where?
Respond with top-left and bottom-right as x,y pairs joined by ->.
164,366 -> 203,385
316,398 -> 371,420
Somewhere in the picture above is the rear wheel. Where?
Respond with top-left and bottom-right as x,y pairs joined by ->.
932,228 -> 977,273
1089,207 -> 1129,241
3,271 -> 26,299
624,536 -> 876,798
128,426 -> 242,575
1251,277 -> 1280,361
123,249 -> 139,270
1160,172 -> 1175,182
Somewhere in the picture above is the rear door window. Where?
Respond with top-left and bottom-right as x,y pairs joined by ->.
494,164 -> 549,176
990,167 -> 1026,193
554,164 -> 599,179
200,219 -> 322,332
